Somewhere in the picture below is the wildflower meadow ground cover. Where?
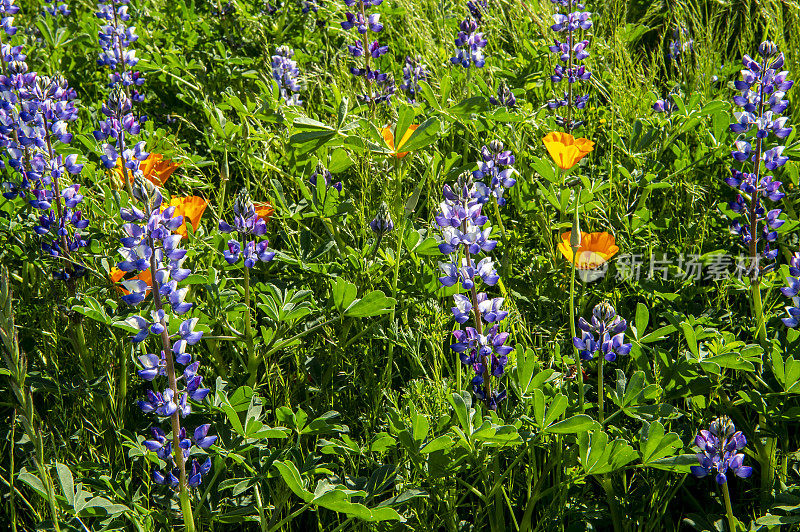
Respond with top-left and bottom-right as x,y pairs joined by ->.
2,0 -> 800,530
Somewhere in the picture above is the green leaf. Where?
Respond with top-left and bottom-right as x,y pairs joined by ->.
312,488 -> 404,522
344,290 -> 396,317
332,278 -> 357,314
639,421 -> 683,465
634,303 -> 649,340
647,454 -> 698,473
274,460 -> 313,502
578,431 -> 637,474
420,435 -> 454,454
544,415 -> 599,434
56,462 -> 75,508
398,118 -> 440,153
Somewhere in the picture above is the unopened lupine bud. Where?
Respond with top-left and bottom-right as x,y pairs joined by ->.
370,202 -> 394,236
758,40 -> 778,58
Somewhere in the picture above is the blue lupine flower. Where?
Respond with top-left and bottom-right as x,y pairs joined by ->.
400,55 -> 427,103
309,164 -> 342,192
44,0 -> 71,16
341,0 -> 394,103
466,0 -> 489,22
219,189 -> 276,268
727,41 -> 792,273
547,0 -> 592,129
436,172 -> 510,409
369,202 -> 394,236
489,82 -> 516,107
691,416 -> 752,485
271,46 -> 302,106
451,16 -> 486,68
573,302 -> 631,362
667,25 -> 693,63
781,253 -> 800,327
472,140 -> 516,206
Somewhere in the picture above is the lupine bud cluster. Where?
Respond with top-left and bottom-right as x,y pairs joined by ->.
95,0 -> 148,185
271,46 -> 302,106
400,55 -> 427,103
436,172 -> 511,409
690,416 -> 752,485
450,16 -> 486,68
341,0 -> 394,103
572,302 -> 631,362
219,189 -> 276,268
370,201 -> 393,236
119,180 -> 215,489
466,0 -> 489,23
489,82 -> 516,108
309,163 -> 342,192
44,0 -> 71,16
472,140 -> 516,207
548,0 -> 592,129
96,0 -> 145,94
726,41 -> 792,272
667,25 -> 693,64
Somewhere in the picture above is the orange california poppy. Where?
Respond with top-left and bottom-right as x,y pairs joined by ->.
167,196 -> 207,239
109,268 -> 153,295
381,124 -> 419,158
542,132 -> 595,170
558,231 -> 619,269
112,153 -> 180,188
254,201 -> 274,223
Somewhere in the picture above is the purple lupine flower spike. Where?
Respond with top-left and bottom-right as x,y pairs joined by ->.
548,0 -> 592,130
472,140 -> 517,207
572,302 -> 631,362
451,16 -> 486,68
120,181 -> 214,488
400,55 -> 427,103
271,46 -> 302,106
341,0 -> 394,103
436,172 -> 510,409
219,188 -> 276,269
726,41 -> 792,293
690,416 -> 752,485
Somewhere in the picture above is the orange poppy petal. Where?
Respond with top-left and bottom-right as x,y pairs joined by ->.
254,202 -> 274,223
168,196 -> 207,239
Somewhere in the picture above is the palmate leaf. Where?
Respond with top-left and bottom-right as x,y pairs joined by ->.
578,430 -> 637,475
639,421 -> 683,465
273,461 -> 404,522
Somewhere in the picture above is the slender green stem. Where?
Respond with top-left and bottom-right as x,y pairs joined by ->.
570,255 -> 583,412
722,482 -> 737,532
383,160 -> 405,388
600,475 -> 622,532
597,356 -> 604,423
751,279 -> 767,348
570,187 -> 583,412
244,266 -> 258,387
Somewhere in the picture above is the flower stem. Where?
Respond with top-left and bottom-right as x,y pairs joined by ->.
383,160 -> 405,389
243,266 -> 258,387
722,482 -> 737,532
570,250 -> 583,412
597,355 -> 604,423
144,201 -> 194,532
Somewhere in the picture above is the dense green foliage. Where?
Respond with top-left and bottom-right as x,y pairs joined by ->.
3,0 -> 800,530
